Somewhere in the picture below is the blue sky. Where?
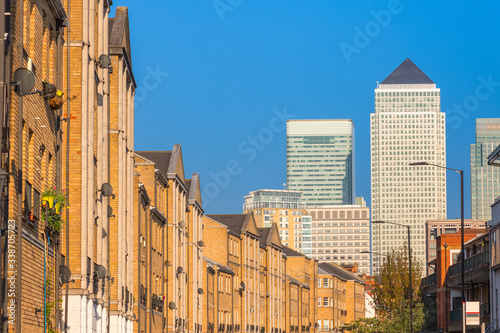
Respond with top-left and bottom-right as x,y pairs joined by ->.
124,0 -> 500,217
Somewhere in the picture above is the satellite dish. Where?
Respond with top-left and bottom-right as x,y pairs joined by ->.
96,54 -> 111,69
197,288 -> 204,295
179,221 -> 186,229
95,264 -> 107,279
176,266 -> 183,274
197,240 -> 204,247
59,265 -> 72,284
107,205 -> 114,218
168,302 -> 176,310
239,282 -> 245,291
12,68 -> 36,96
100,183 -> 114,198
165,260 -> 171,267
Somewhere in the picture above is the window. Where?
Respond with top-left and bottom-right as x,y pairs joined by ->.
317,321 -> 322,332
318,279 -> 321,288
24,181 -> 32,220
323,297 -> 329,306
318,297 -> 321,307
323,320 -> 329,331
323,278 -> 329,288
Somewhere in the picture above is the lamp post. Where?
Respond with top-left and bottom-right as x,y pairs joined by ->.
372,220 -> 412,333
444,242 -> 448,333
409,161 -> 465,333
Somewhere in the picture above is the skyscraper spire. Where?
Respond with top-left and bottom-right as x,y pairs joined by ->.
381,58 -> 434,85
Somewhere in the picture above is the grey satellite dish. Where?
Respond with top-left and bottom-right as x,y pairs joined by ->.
59,265 -> 72,284
12,68 -> 36,96
107,205 -> 114,218
197,288 -> 204,295
197,240 -> 204,247
96,54 -> 111,69
95,264 -> 107,279
176,266 -> 183,274
168,302 -> 176,310
100,183 -> 115,198
179,221 -> 186,229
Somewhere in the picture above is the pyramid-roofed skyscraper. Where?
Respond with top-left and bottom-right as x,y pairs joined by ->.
371,58 -> 446,274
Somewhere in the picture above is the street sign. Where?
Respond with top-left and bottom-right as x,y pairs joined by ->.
466,301 -> 480,326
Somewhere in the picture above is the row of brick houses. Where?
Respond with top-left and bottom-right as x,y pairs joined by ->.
0,1 -> 366,333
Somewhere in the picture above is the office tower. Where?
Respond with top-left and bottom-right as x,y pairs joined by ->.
371,58 -> 447,273
286,120 -> 355,207
471,119 -> 500,220
243,189 -> 308,252
307,200 -> 371,274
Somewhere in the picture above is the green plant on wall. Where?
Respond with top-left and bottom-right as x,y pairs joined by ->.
45,266 -> 61,333
41,187 -> 66,233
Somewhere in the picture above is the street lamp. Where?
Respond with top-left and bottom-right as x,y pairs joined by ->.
409,161 -> 465,333
373,220 -> 413,333
360,250 -> 387,257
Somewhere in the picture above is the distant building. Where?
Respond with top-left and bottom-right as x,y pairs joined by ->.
307,202 -> 371,274
243,189 -> 309,252
424,219 -> 487,274
470,118 -> 500,220
488,143 -> 500,333
371,58 -> 446,274
286,119 -> 355,207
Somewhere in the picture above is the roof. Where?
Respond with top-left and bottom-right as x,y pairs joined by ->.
318,262 -> 364,284
207,213 -> 259,237
282,246 -> 306,258
187,173 -> 203,212
135,151 -> 172,178
136,145 -> 186,187
258,228 -> 271,248
381,58 -> 434,85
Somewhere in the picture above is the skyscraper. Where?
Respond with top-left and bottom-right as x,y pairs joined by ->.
286,120 -> 355,207
371,58 -> 447,273
471,118 -> 500,220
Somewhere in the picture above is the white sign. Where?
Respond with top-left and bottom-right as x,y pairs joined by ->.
466,301 -> 480,326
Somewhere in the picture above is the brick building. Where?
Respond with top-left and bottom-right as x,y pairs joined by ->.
4,0 -> 66,332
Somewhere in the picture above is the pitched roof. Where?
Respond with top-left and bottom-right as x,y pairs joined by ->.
282,246 -> 306,258
318,262 -> 364,283
136,145 -> 186,187
187,173 -> 203,211
258,228 -> 271,248
135,151 -> 172,179
207,213 -> 259,237
381,58 -> 434,85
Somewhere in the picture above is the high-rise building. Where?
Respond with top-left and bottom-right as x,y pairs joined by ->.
471,118 -> 500,220
243,189 -> 308,252
307,201 -> 371,274
286,120 -> 355,207
371,58 -> 447,273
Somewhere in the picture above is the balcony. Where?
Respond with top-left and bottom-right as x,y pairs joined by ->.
420,273 -> 437,295
448,251 -> 489,286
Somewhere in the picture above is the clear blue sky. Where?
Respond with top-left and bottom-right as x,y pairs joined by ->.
124,0 -> 500,217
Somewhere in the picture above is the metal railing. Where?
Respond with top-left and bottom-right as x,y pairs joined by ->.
450,309 -> 462,322
449,251 -> 489,277
421,273 -> 436,288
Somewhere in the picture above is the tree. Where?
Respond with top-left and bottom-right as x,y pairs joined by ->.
344,246 -> 424,333
372,246 -> 425,332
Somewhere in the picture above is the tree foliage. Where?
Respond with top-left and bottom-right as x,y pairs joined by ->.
344,246 -> 425,333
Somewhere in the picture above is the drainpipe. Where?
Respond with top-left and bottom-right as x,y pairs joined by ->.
64,0 -> 71,331
15,0 -> 24,330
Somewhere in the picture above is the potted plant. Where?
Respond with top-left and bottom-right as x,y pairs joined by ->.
41,187 -> 66,235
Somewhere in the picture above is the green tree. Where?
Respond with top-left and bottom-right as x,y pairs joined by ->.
344,246 -> 424,333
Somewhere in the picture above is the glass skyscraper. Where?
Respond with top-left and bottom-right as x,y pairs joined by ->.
371,58 -> 447,274
286,120 -> 355,207
471,118 -> 500,220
